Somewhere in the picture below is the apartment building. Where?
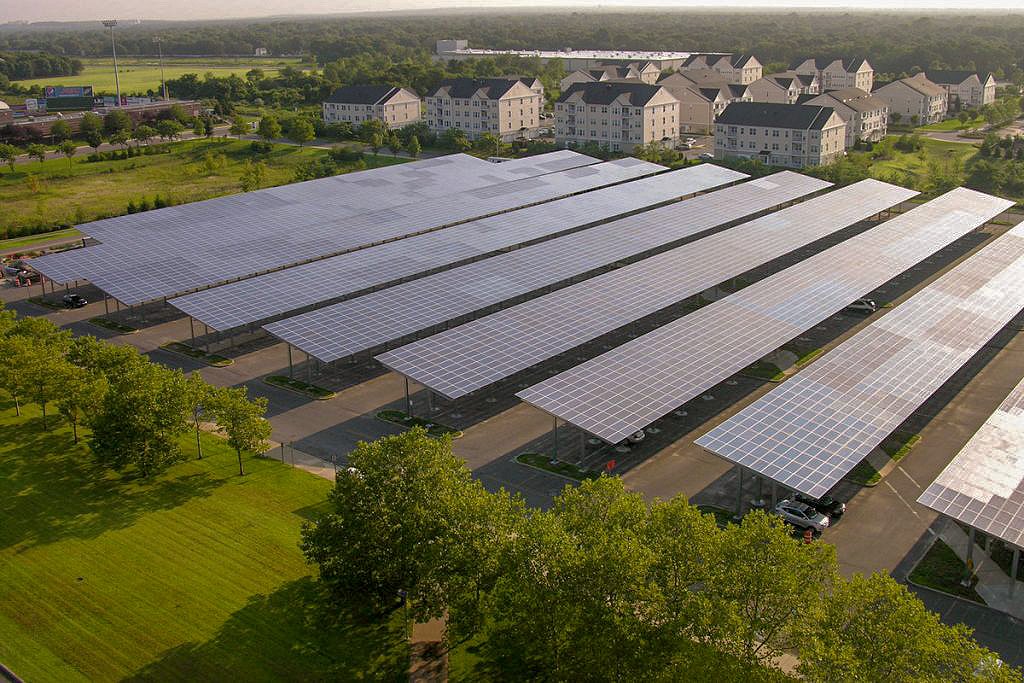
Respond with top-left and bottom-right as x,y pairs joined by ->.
873,74 -> 948,125
555,81 -> 679,152
791,58 -> 874,92
322,85 -> 422,127
513,76 -> 545,98
924,70 -> 997,109
679,53 -> 763,84
426,77 -> 543,141
806,88 -> 888,145
560,65 -> 642,91
715,102 -> 847,168
747,76 -> 801,104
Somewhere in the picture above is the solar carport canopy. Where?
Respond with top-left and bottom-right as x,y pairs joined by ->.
29,152 -> 592,283
919,374 -> 1024,549
380,179 -> 912,400
170,164 -> 745,331
30,152 -> 643,305
520,187 -> 1012,446
266,171 -> 826,364
699,221 -> 1024,500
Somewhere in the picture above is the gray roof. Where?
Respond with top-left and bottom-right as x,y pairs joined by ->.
558,81 -> 667,106
816,88 -> 888,112
791,57 -> 869,73
717,102 -> 839,129
882,75 -> 946,98
428,78 -> 524,100
325,85 -> 406,105
926,70 -> 992,86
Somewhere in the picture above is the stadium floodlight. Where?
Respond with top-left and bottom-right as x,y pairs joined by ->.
153,37 -> 168,101
101,20 -> 121,107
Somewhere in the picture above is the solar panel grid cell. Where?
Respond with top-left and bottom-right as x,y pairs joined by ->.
265,171 -> 829,363
378,179 -> 913,400
519,188 -> 1012,446
170,164 -> 745,330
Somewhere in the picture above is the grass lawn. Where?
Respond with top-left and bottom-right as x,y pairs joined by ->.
0,138 -> 407,236
0,227 -> 82,253
917,116 -> 985,132
0,400 -> 408,681
14,57 -> 303,95
860,137 -> 978,190
514,452 -> 599,481
909,539 -> 985,604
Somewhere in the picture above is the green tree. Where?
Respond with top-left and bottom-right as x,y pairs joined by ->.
183,372 -> 212,459
26,143 -> 47,164
57,363 -> 107,444
0,335 -> 33,416
79,112 -> 103,140
406,135 -> 422,158
258,115 -> 282,142
156,119 -> 184,141
103,109 -> 133,136
229,115 -> 249,138
51,119 -> 72,142
0,143 -> 20,173
357,118 -> 388,143
798,572 -> 1021,682
21,339 -> 72,431
208,385 -> 271,475
369,132 -> 384,155
58,139 -> 77,169
133,124 -> 157,147
387,133 -> 402,156
288,117 -> 315,147
192,117 -> 206,137
239,159 -> 267,192
109,129 -> 131,150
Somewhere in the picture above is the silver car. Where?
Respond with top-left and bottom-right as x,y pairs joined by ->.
774,499 -> 830,532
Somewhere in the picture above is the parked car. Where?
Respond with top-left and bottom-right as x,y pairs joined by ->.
793,492 -> 846,518
62,293 -> 88,308
774,499 -> 829,532
844,298 -> 877,314
698,152 -> 714,161
684,137 -> 697,145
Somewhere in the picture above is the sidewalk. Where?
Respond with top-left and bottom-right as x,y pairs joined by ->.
262,439 -> 336,481
939,522 -> 1024,620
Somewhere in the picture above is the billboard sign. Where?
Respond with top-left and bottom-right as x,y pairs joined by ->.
44,85 -> 94,98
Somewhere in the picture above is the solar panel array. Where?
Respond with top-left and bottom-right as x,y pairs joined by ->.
698,222 -> 1024,499
520,188 -> 1012,446
918,374 -> 1024,548
266,171 -> 827,364
378,179 -> 913,400
170,164 -> 745,331
29,151 -> 610,301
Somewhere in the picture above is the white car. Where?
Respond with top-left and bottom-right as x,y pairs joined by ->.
844,298 -> 878,315
774,499 -> 829,532
684,137 -> 697,145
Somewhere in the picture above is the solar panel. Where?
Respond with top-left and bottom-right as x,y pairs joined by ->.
169,164 -> 745,331
28,151 -> 600,292
266,171 -> 828,364
918,374 -> 1024,548
378,179 -> 913,399
519,187 -> 1013,446
698,222 -> 1024,500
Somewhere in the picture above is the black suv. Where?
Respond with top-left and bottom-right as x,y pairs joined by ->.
62,294 -> 88,308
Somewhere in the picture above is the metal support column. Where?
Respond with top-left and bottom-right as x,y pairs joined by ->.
189,317 -> 196,347
287,345 -> 294,379
771,482 -> 778,508
103,294 -> 109,315
735,466 -> 744,519
550,417 -> 559,463
427,391 -> 435,413
405,377 -> 412,417
306,352 -> 312,384
966,527 -> 976,567
1011,548 -> 1020,595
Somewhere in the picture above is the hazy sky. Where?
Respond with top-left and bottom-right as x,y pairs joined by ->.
0,0 -> 1019,24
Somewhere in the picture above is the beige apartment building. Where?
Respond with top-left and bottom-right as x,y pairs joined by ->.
559,62 -> 661,90
925,70 -> 997,110
806,87 -> 888,145
715,102 -> 846,168
873,75 -> 948,125
322,85 -> 422,127
555,82 -> 679,152
791,58 -> 874,92
679,54 -> 763,84
426,77 -> 543,141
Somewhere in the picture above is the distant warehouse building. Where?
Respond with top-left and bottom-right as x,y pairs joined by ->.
715,102 -> 846,168
426,77 -> 542,141
322,85 -> 421,127
555,81 -> 679,153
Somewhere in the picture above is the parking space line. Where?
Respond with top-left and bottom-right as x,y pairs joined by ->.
885,480 -> 922,518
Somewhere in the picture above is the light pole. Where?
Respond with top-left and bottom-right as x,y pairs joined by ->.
153,37 -> 168,101
102,20 -> 121,107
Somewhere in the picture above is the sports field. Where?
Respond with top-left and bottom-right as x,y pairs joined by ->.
0,400 -> 407,681
15,56 -> 304,95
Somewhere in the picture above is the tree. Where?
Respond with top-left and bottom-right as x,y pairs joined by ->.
288,117 -> 315,147
58,139 -> 77,169
103,109 -> 133,136
891,112 -> 903,125
357,118 -> 388,143
79,112 -> 103,139
387,133 -> 402,156
51,119 -> 72,142
258,115 -> 282,142
229,116 -> 249,138
239,159 -> 267,192
192,117 -> 206,137
208,385 -> 271,475
109,129 -> 131,150
798,572 -> 1021,682
156,119 -> 184,141
183,372 -> 212,459
26,143 -> 47,164
56,363 -> 107,444
0,335 -> 33,417
369,132 -> 384,155
0,143 -> 19,173
21,339 -> 71,431
133,124 -> 157,147
406,135 -> 422,158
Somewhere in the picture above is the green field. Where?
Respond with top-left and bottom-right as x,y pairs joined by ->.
0,400 -> 407,681
916,116 -> 985,132
861,137 -> 979,188
15,57 -> 304,95
0,139 -> 407,237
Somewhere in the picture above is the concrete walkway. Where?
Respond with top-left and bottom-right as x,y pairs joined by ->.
939,523 -> 1024,620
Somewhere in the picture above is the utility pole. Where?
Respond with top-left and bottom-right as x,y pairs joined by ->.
153,36 -> 168,100
102,20 -> 121,107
